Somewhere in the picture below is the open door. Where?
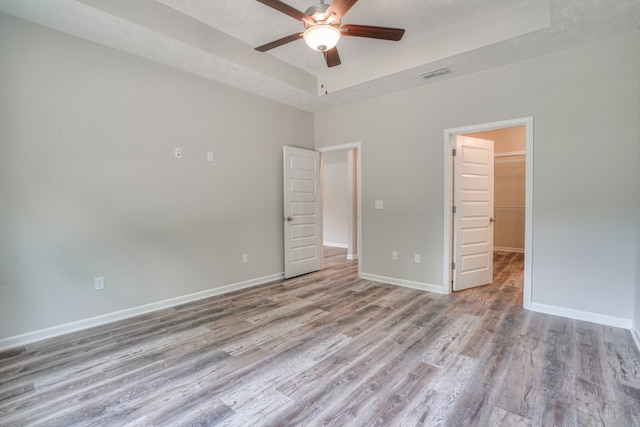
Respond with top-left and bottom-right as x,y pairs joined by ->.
453,135 -> 495,291
283,146 -> 323,279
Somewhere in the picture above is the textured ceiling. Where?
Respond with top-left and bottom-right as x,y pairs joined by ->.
0,0 -> 639,112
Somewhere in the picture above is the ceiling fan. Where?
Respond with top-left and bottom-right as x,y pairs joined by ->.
254,0 -> 405,67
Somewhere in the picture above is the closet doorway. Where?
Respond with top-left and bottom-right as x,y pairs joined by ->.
464,126 -> 526,255
444,117 -> 533,309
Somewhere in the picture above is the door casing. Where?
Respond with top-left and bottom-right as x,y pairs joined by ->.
443,117 -> 533,309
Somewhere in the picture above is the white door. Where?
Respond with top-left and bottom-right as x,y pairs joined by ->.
453,136 -> 495,291
283,146 -> 323,279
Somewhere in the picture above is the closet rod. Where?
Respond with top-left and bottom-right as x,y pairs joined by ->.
495,151 -> 526,158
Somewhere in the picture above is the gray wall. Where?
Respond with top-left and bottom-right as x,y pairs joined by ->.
315,32 -> 640,320
636,63 -> 640,336
636,161 -> 640,336
1,12 -> 639,342
0,14 -> 313,340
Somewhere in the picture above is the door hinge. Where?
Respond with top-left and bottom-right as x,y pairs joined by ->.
452,148 -> 457,156
452,205 -> 457,214
452,262 -> 456,270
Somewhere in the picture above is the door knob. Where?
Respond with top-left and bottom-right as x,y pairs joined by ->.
285,216 -> 293,222
490,217 -> 496,223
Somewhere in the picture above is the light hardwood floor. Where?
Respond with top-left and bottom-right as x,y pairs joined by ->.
1,248 -> 639,426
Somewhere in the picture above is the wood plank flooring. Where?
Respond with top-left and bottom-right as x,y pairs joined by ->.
1,248 -> 639,426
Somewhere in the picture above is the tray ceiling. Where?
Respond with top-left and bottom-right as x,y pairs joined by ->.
0,0 -> 638,112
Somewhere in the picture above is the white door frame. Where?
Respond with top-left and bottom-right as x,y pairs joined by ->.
316,142 -> 362,278
443,117 -> 533,309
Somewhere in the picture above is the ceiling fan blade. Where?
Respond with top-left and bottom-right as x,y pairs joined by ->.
256,0 -> 314,25
255,32 -> 303,52
341,24 -> 405,41
323,47 -> 341,68
325,0 -> 358,20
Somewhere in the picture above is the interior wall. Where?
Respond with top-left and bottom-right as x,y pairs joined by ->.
466,127 -> 526,252
636,177 -> 640,341
315,31 -> 640,321
635,69 -> 640,341
322,150 -> 349,247
0,14 -> 314,341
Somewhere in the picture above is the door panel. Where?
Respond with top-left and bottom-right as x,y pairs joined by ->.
453,136 -> 494,291
462,227 -> 489,245
283,146 -> 323,278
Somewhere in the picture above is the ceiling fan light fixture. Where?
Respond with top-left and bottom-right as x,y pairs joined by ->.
303,24 -> 341,51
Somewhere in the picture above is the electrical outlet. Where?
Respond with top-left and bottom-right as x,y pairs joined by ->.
94,276 -> 105,291
414,254 -> 421,263
392,251 -> 398,260
175,147 -> 182,159
207,151 -> 214,162
242,254 -> 248,264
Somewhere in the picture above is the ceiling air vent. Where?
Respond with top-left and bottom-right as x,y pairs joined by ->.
419,67 -> 451,80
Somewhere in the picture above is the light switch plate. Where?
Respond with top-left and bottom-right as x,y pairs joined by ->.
375,200 -> 384,210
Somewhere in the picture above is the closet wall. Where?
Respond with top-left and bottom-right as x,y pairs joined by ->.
465,126 -> 526,252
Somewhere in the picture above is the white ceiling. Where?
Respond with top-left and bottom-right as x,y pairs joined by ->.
1,0 -> 639,112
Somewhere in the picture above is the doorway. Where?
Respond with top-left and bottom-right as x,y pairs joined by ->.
317,143 -> 362,275
443,117 -> 533,309
465,127 -> 526,253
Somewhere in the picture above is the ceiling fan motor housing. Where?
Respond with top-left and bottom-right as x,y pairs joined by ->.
303,3 -> 341,51
304,3 -> 330,23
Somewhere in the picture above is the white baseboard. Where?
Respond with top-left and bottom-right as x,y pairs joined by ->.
5,272 -> 635,352
360,273 -> 447,294
494,246 -> 525,253
323,242 -> 348,248
346,253 -> 358,260
0,273 -> 284,351
632,321 -> 640,353
530,302 -> 632,329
